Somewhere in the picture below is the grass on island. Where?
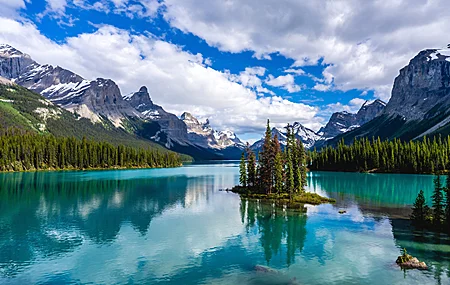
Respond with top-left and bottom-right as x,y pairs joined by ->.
231,186 -> 335,206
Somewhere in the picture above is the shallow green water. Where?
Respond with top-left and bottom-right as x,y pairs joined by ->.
0,163 -> 449,285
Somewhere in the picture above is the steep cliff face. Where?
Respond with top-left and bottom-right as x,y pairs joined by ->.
319,100 -> 386,140
0,44 -> 140,128
181,112 -> 245,150
125,86 -> 189,146
327,47 -> 450,145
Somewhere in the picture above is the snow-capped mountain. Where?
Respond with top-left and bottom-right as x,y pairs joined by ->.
181,112 -> 245,150
319,100 -> 386,140
251,122 -> 320,151
125,86 -> 190,148
327,46 -> 450,145
0,44 -> 140,127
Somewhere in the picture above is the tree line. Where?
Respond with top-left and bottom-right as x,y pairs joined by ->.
0,128 -> 182,172
239,120 -> 307,195
310,136 -> 450,174
411,173 -> 450,233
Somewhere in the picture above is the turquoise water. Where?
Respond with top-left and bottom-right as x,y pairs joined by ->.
0,162 -> 449,284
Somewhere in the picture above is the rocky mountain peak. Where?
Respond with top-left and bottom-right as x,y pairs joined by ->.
124,85 -> 154,112
383,47 -> 450,122
0,44 -> 29,58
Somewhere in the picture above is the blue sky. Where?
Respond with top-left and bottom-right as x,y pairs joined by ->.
0,0 -> 448,142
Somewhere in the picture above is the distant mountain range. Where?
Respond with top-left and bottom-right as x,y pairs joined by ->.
326,46 -> 450,146
2,43 -> 450,158
0,44 -> 244,160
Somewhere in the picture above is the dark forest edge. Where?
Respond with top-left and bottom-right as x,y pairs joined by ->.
310,136 -> 450,174
0,128 -> 184,172
231,120 -> 335,207
411,173 -> 450,234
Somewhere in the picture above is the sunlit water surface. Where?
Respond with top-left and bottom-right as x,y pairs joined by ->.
0,162 -> 449,285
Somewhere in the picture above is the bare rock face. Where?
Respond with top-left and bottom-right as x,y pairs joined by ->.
320,100 -> 386,140
326,47 -> 450,145
125,86 -> 189,145
180,112 -> 245,150
179,112 -> 245,150
384,49 -> 450,122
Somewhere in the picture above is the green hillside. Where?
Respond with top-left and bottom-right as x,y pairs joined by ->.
0,83 -> 191,161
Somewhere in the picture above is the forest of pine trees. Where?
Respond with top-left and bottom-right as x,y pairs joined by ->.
310,136 -> 450,174
411,173 -> 450,233
0,128 -> 182,172
238,120 -> 307,195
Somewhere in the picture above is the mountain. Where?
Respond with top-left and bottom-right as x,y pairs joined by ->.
181,112 -> 245,150
122,86 -> 245,159
0,44 -> 244,160
0,44 -> 140,128
319,99 -> 386,140
251,122 -> 320,151
327,47 -> 450,145
0,77 -> 185,157
250,100 -> 385,151
124,86 -> 189,148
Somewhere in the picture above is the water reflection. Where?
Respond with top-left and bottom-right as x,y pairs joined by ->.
0,167 -> 449,284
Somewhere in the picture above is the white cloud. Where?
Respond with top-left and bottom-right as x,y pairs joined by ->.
284,68 -> 305,75
265,74 -> 302,93
0,17 -> 321,135
228,67 -> 275,95
160,0 -> 450,101
0,0 -> 27,17
313,83 -> 331,92
323,97 -> 366,117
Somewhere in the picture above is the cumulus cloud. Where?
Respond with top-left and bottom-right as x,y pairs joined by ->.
265,74 -> 302,93
323,97 -> 367,117
160,0 -> 450,100
0,17 -> 320,134
0,0 -> 27,17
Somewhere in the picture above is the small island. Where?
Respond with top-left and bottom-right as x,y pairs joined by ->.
396,248 -> 428,270
231,120 -> 335,207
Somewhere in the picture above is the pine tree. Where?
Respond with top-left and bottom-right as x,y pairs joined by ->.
411,190 -> 430,227
297,139 -> 307,191
247,147 -> 257,189
445,172 -> 450,230
273,134 -> 283,194
432,174 -> 445,228
260,119 -> 273,194
239,152 -> 247,187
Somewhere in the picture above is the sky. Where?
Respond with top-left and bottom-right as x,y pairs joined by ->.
0,0 -> 449,143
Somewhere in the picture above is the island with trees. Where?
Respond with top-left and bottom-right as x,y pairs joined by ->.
232,120 -> 335,207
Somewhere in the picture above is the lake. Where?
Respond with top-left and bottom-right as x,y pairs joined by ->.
0,162 -> 449,285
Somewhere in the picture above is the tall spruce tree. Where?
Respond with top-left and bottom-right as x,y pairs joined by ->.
273,134 -> 284,194
432,174 -> 445,228
247,147 -> 257,189
239,152 -> 247,187
297,139 -> 307,191
411,190 -> 430,227
446,172 -> 450,230
260,119 -> 273,194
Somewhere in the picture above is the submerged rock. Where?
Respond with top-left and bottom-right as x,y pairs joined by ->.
396,249 -> 428,270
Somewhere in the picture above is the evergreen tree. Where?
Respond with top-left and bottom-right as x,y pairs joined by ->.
239,152 -> 247,187
411,190 -> 430,227
273,134 -> 283,194
260,119 -> 273,194
432,174 -> 445,228
247,147 -> 257,188
297,139 -> 307,191
446,172 -> 450,230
